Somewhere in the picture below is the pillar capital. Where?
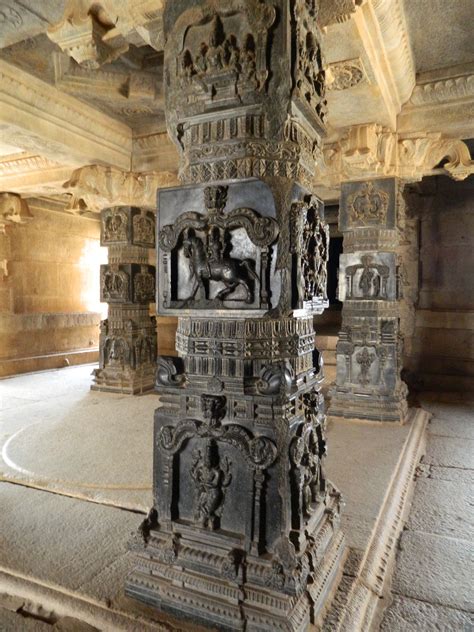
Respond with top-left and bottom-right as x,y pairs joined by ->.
0,192 -> 33,233
63,165 -> 178,213
317,124 -> 474,189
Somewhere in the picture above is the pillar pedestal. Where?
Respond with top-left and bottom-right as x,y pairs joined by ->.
92,206 -> 157,394
329,178 -> 408,423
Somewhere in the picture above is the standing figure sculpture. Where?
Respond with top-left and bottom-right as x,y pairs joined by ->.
191,441 -> 232,530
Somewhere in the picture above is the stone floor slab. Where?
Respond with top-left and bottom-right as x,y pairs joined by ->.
430,465 -> 474,485
407,477 -> 473,540
392,531 -> 474,611
424,435 -> 474,469
0,483 -> 139,593
380,594 -> 474,631
0,608 -> 51,631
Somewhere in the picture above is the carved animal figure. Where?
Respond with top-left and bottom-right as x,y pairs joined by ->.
182,230 -> 258,303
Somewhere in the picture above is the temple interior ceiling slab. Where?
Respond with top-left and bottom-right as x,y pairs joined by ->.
0,0 -> 472,205
403,0 -> 474,73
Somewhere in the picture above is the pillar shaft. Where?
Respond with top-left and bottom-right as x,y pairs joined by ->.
92,206 -> 157,394
329,178 -> 408,422
126,2 -> 345,630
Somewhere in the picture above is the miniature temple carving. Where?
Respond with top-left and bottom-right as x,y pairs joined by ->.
126,1 -> 345,630
92,206 -> 157,394
329,178 -> 408,423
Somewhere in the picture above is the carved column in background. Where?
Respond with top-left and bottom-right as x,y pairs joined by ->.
329,178 -> 408,422
126,1 -> 345,630
92,205 -> 156,394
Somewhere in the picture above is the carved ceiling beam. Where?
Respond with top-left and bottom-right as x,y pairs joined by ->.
0,59 -> 132,170
62,164 -> 178,212
352,0 -> 415,127
398,65 -> 474,139
316,124 -> 474,189
46,0 -> 165,63
321,0 -> 415,133
0,1 -> 67,49
0,153 -> 74,196
0,192 -> 34,233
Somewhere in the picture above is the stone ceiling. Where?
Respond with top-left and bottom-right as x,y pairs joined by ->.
403,0 -> 474,75
0,0 -> 472,207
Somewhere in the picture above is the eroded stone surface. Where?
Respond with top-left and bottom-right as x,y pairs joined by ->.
380,594 -> 474,632
424,435 -> 474,469
392,531 -> 474,611
407,477 -> 473,540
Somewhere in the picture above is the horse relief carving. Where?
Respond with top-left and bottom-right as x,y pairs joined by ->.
158,184 -> 279,312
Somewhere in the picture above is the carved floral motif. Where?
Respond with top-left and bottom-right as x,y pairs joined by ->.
347,181 -> 389,227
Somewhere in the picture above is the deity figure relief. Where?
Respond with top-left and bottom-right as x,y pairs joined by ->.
102,268 -> 128,301
191,441 -> 232,530
133,213 -> 154,245
133,269 -> 155,303
177,15 -> 258,93
104,337 -> 129,366
103,211 -> 127,242
356,347 -> 376,385
345,255 -> 390,299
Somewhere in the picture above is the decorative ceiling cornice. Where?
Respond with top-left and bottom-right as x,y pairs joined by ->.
0,59 -> 132,169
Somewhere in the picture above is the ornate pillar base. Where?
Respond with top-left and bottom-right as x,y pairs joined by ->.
127,513 -> 344,632
92,306 -> 157,394
91,206 -> 157,394
328,178 -> 408,423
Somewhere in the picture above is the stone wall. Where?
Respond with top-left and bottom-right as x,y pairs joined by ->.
0,199 -> 105,377
405,176 -> 474,392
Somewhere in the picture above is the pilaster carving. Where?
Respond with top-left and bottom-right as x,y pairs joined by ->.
126,2 -> 345,630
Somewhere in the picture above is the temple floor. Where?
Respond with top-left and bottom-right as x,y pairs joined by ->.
0,365 -> 472,630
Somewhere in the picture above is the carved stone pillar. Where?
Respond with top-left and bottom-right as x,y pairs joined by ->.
126,2 -> 345,630
91,206 -> 157,394
328,178 -> 408,423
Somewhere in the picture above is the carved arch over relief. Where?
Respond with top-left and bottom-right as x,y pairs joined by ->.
158,418 -> 277,471
159,209 -> 279,252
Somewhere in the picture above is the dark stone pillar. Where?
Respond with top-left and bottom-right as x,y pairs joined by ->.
92,206 -> 157,394
126,2 -> 345,629
328,178 -> 408,422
